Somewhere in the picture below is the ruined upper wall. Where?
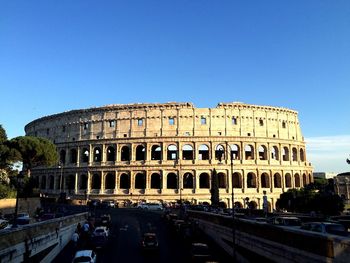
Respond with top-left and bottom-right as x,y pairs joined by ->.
24,102 -> 303,143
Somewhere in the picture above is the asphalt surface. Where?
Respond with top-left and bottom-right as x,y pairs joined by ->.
53,208 -> 232,263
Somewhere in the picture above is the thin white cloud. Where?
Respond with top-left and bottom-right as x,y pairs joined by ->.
306,135 -> 350,173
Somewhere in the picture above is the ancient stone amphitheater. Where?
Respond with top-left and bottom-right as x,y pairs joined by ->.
25,102 -> 313,210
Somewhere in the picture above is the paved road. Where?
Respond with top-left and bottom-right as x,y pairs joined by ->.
54,208 -> 232,263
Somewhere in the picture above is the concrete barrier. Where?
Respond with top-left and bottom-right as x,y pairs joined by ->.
0,212 -> 88,263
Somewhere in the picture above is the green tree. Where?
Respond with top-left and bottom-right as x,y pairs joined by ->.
210,168 -> 220,207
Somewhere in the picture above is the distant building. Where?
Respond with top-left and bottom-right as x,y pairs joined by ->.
334,172 -> 350,205
313,172 -> 337,180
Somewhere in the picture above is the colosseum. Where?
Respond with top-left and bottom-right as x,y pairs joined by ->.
25,102 -> 313,210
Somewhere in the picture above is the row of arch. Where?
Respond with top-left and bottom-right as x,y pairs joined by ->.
37,171 -> 312,191
59,143 -> 306,164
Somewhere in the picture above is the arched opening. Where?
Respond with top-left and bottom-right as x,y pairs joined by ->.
60,150 -> 66,164
245,145 -> 254,160
121,146 -> 130,161
82,148 -> 89,163
282,147 -> 289,161
106,146 -> 116,162
105,173 -> 115,189
199,173 -> 210,188
66,174 -> 75,190
292,147 -> 298,161
80,174 -> 87,190
300,148 -> 305,161
167,173 -> 177,189
271,146 -> 279,160
215,144 -> 225,161
151,145 -> 161,160
70,149 -> 77,164
232,172 -> 242,188
136,145 -> 146,161
234,202 -> 243,209
92,174 -> 101,189
303,173 -> 307,187
198,144 -> 209,160
167,145 -> 178,160
294,173 -> 300,187
49,175 -> 54,190
135,173 -> 146,189
93,147 -> 102,162
247,172 -> 256,188
285,173 -> 292,188
183,172 -> 194,189
120,173 -> 130,189
218,172 -> 226,188
182,144 -> 194,160
261,173 -> 270,188
41,176 -> 46,189
151,173 -> 161,189
274,173 -> 282,188
230,144 -> 240,160
258,145 -> 267,160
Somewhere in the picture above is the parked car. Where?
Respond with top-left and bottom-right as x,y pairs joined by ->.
190,243 -> 211,262
269,216 -> 301,227
102,200 -> 115,208
99,214 -> 111,228
92,226 -> 109,238
301,222 -> 349,236
72,250 -> 97,263
142,203 -> 163,211
90,235 -> 108,249
141,233 -> 159,250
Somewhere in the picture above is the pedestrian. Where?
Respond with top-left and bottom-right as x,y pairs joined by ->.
71,231 -> 79,248
76,222 -> 82,234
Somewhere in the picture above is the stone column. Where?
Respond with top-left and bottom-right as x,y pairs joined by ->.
101,172 -> 105,194
89,144 -> 93,165
77,147 -> 80,166
87,171 -> 91,194
74,172 -> 78,194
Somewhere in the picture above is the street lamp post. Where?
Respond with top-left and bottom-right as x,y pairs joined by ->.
58,162 -> 64,193
13,171 -> 24,228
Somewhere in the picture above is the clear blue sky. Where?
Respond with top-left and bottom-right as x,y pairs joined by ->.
0,1 -> 349,172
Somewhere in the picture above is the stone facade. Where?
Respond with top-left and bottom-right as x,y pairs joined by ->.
334,172 -> 350,205
25,102 -> 313,209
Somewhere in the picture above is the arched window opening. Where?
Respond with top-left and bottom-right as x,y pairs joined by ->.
249,201 -> 258,210
218,173 -> 226,188
302,173 -> 307,187
93,147 -> 102,162
199,173 -> 210,188
230,144 -> 240,160
106,146 -> 116,162
198,144 -> 209,160
182,144 -> 194,160
49,175 -> 54,190
245,145 -> 254,160
258,145 -> 267,160
92,174 -> 101,189
80,174 -> 87,190
274,173 -> 282,188
271,146 -> 279,160
285,173 -> 292,188
151,173 -> 161,189
261,173 -> 270,188
70,149 -> 77,164
136,145 -> 146,161
121,146 -> 130,161
151,145 -> 161,160
82,148 -> 89,163
135,173 -> 146,189
232,173 -> 242,188
105,173 -> 115,189
247,172 -> 256,188
183,172 -> 194,189
234,202 -> 243,209
120,173 -> 130,189
292,147 -> 298,161
60,150 -> 66,164
41,176 -> 46,189
167,145 -> 178,160
300,148 -> 305,162
215,144 -> 225,161
66,174 -> 75,190
294,174 -> 300,187
167,173 -> 177,189
282,147 -> 289,161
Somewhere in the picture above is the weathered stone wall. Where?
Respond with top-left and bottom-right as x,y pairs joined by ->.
0,198 -> 41,217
